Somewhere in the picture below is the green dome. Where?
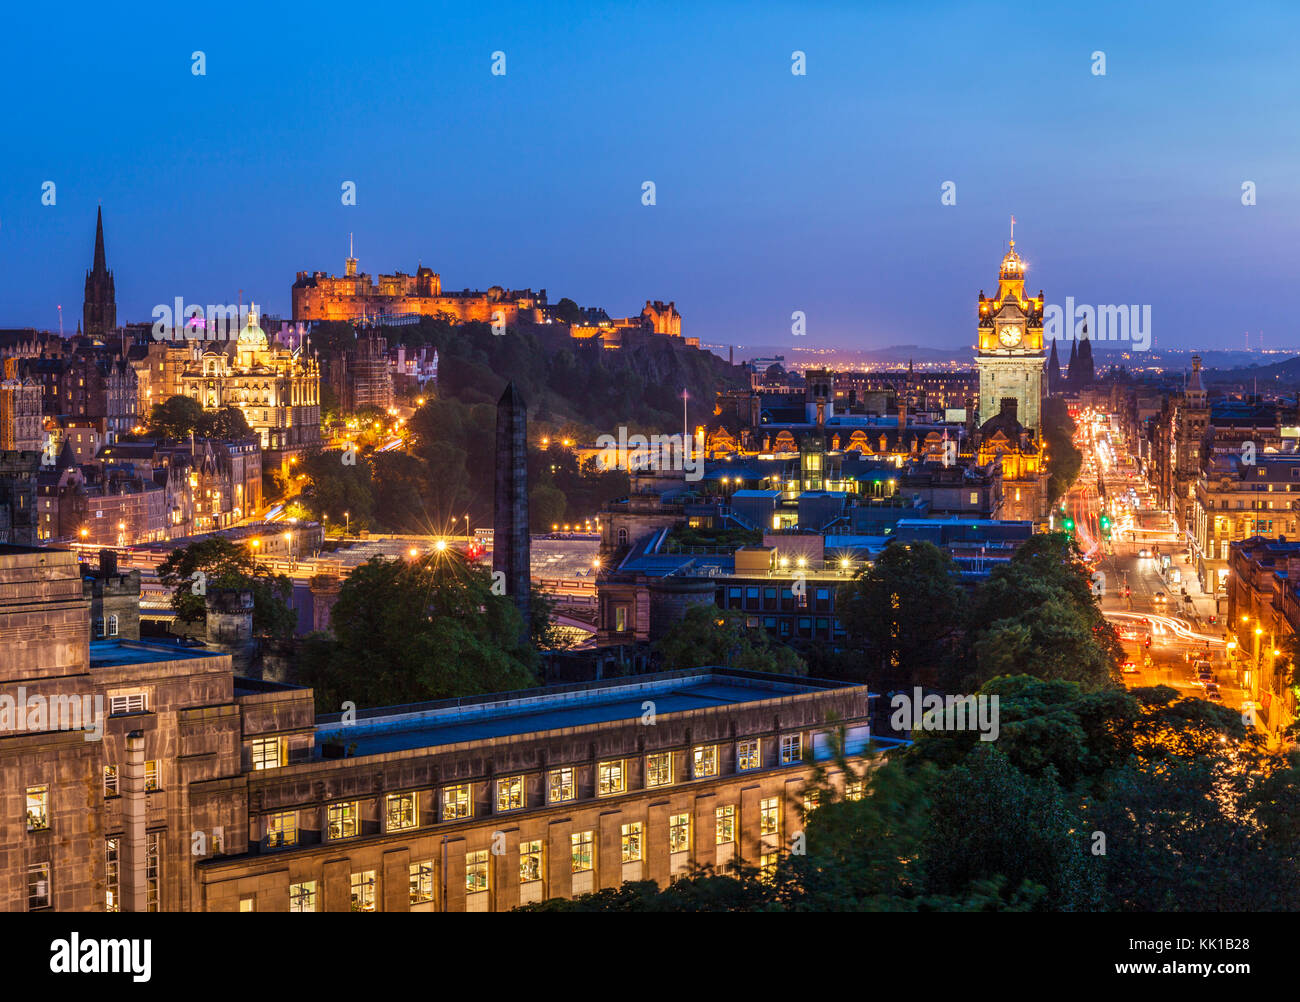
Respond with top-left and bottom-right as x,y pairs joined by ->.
237,305 -> 268,348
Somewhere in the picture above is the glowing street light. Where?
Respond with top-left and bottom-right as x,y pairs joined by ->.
435,539 -> 447,552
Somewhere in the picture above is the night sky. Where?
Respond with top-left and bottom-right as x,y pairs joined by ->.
3,0 -> 1297,351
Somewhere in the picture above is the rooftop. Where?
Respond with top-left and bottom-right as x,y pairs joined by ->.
314,669 -> 861,758
88,639 -> 215,668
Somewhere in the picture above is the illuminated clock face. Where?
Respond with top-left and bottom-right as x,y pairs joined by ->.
998,324 -> 1023,347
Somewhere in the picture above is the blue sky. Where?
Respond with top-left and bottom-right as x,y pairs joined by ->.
2,0 -> 1297,351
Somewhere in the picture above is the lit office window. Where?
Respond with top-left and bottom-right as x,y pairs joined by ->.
621,822 -> 643,862
760,797 -> 780,836
496,776 -> 524,812
692,745 -> 718,778
466,851 -> 490,893
669,813 -> 692,854
598,760 -> 626,796
570,831 -> 594,873
409,861 -> 434,904
327,801 -> 359,840
28,863 -> 50,909
442,784 -> 472,820
779,734 -> 803,765
350,870 -> 377,912
251,737 -> 281,770
759,852 -> 779,882
386,792 -> 418,832
290,881 -> 317,912
715,805 -> 736,845
548,768 -> 575,804
737,738 -> 761,771
103,766 -> 118,797
645,752 -> 673,788
26,786 -> 49,831
146,832 -> 160,911
802,790 -> 820,816
844,780 -> 865,802
145,760 -> 161,792
105,838 -> 120,912
265,811 -> 297,848
520,840 -> 544,883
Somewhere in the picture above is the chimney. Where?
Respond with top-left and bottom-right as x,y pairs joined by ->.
120,730 -> 148,911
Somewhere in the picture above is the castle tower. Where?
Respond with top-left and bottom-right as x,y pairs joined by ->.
493,381 -> 531,643
83,206 -> 116,336
975,219 -> 1045,431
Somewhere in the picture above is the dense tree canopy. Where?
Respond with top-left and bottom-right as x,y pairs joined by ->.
156,537 -> 294,639
654,605 -> 806,675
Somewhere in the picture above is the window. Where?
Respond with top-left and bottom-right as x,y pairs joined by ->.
386,792 -> 418,832
28,863 -> 50,909
496,776 -> 524,813
646,752 -> 673,788
548,767 -> 576,804
760,797 -> 781,836
289,881 -> 317,913
520,840 -> 544,883
146,832 -> 160,911
350,871 -> 377,912
615,607 -> 627,632
598,760 -> 626,796
737,739 -> 761,771
571,830 -> 594,872
621,822 -> 643,862
265,811 -> 297,848
94,618 -> 105,639
442,784 -> 472,820
240,897 -> 255,912
145,760 -> 160,792
759,852 -> 779,881
466,850 -> 490,893
26,786 -> 49,831
716,805 -> 736,844
969,492 -> 979,505
109,692 -> 147,715
802,790 -> 820,816
780,734 -> 803,765
669,813 -> 691,854
251,737 -> 281,770
107,614 -> 118,637
105,838 -> 120,912
103,766 -> 118,797
693,745 -> 718,778
409,860 -> 434,904
844,780 -> 865,802
327,801 -> 359,840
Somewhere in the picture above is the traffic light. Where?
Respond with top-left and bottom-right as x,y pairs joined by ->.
1063,517 -> 1075,533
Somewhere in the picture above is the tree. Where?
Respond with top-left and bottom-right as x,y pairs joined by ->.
156,537 -> 294,639
203,405 -> 253,440
1042,396 -> 1083,502
295,552 -> 538,711
654,605 -> 806,675
554,297 -> 582,325
300,449 -> 374,528
147,395 -> 207,440
838,540 -> 965,687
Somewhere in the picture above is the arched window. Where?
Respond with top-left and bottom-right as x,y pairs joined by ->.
108,615 -> 118,637
617,528 -> 628,547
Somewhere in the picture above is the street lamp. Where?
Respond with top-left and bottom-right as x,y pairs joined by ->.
435,539 -> 447,552
344,511 -> 350,536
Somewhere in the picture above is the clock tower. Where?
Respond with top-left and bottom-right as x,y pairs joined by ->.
975,220 -> 1045,431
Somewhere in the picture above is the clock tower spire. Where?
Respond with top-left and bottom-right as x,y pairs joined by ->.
975,221 -> 1045,431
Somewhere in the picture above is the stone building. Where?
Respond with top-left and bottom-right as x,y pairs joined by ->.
0,544 -> 881,912
0,451 -> 40,545
292,249 -> 546,328
83,207 -> 116,337
0,359 -> 43,452
84,549 -> 141,641
172,306 -> 321,477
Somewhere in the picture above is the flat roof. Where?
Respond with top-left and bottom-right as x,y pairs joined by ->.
315,669 -> 861,758
89,639 -> 214,668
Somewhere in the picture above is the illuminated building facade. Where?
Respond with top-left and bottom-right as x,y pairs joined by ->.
975,227 -> 1046,432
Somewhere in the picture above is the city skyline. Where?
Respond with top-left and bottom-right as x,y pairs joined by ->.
4,1 -> 1299,351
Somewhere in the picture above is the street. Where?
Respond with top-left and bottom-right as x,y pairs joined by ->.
1063,410 -> 1252,719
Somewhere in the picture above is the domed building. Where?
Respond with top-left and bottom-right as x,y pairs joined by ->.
174,304 -> 322,479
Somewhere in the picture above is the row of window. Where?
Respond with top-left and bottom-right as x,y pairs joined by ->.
263,739 -> 807,845
267,797 -> 812,911
25,763 -> 163,831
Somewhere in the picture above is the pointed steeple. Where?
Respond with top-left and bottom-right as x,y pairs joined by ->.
93,205 -> 107,274
1048,338 -> 1061,395
1066,337 -> 1078,388
1076,326 -> 1095,388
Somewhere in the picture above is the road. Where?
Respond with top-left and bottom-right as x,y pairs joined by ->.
1064,410 -> 1250,719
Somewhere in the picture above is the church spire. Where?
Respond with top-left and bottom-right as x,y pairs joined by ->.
93,205 -> 107,274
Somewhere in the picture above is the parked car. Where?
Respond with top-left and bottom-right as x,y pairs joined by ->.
1204,683 -> 1222,700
